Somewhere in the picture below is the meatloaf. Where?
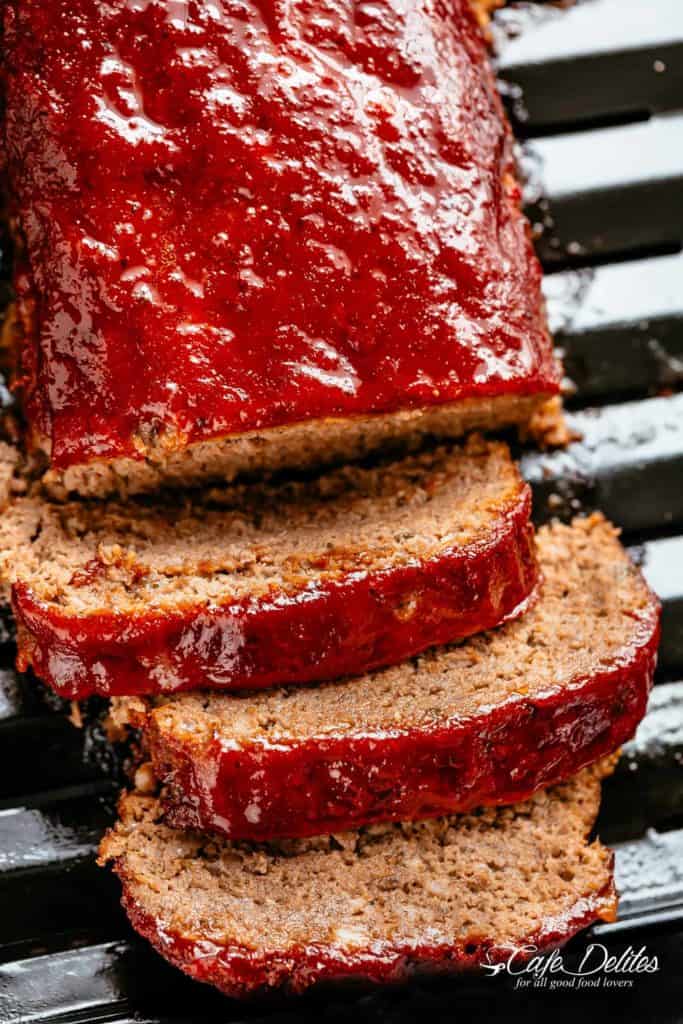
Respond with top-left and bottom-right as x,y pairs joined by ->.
2,0 -> 558,499
0,438 -> 538,699
122,516 -> 659,841
99,761 -> 617,999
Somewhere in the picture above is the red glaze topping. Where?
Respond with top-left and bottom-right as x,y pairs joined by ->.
3,0 -> 557,470
117,874 -> 617,998
13,485 -> 537,697
152,611 -> 659,840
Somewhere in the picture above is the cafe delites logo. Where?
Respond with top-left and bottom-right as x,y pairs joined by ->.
481,943 -> 660,990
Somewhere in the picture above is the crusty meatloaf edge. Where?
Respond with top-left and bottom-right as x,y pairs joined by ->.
146,590 -> 658,841
39,392 -> 554,500
11,472 -> 538,698
99,761 -> 618,1000
112,873 -> 616,999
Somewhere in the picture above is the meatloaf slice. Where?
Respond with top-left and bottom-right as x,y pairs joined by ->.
99,762 -> 617,999
126,515 -> 659,841
3,0 -> 558,499
0,438 -> 538,699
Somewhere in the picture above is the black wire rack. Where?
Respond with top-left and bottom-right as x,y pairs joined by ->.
0,1 -> 682,1020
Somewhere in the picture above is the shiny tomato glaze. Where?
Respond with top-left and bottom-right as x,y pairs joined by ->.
3,0 -> 557,469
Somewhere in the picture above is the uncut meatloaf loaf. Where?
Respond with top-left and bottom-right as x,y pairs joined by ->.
99,762 -> 617,999
0,439 -> 538,699
122,516 -> 659,841
3,0 -> 558,499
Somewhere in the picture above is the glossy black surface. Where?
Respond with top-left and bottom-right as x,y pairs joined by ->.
638,540 -> 683,674
524,113 -> 683,265
522,394 -> 683,537
497,0 -> 683,129
0,1 -> 682,1020
544,251 -> 683,404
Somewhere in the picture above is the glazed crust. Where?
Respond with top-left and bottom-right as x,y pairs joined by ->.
134,516 -> 660,840
41,393 -> 553,500
3,0 -> 558,496
116,876 -> 617,999
99,764 -> 618,999
11,476 -> 537,699
149,598 -> 658,840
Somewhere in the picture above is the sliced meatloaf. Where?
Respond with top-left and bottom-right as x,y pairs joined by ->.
124,516 -> 659,841
3,0 -> 558,499
0,438 -> 538,699
99,762 -> 617,999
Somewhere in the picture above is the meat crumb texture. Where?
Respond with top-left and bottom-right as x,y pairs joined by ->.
123,515 -> 659,839
99,761 -> 617,998
0,438 -> 538,698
